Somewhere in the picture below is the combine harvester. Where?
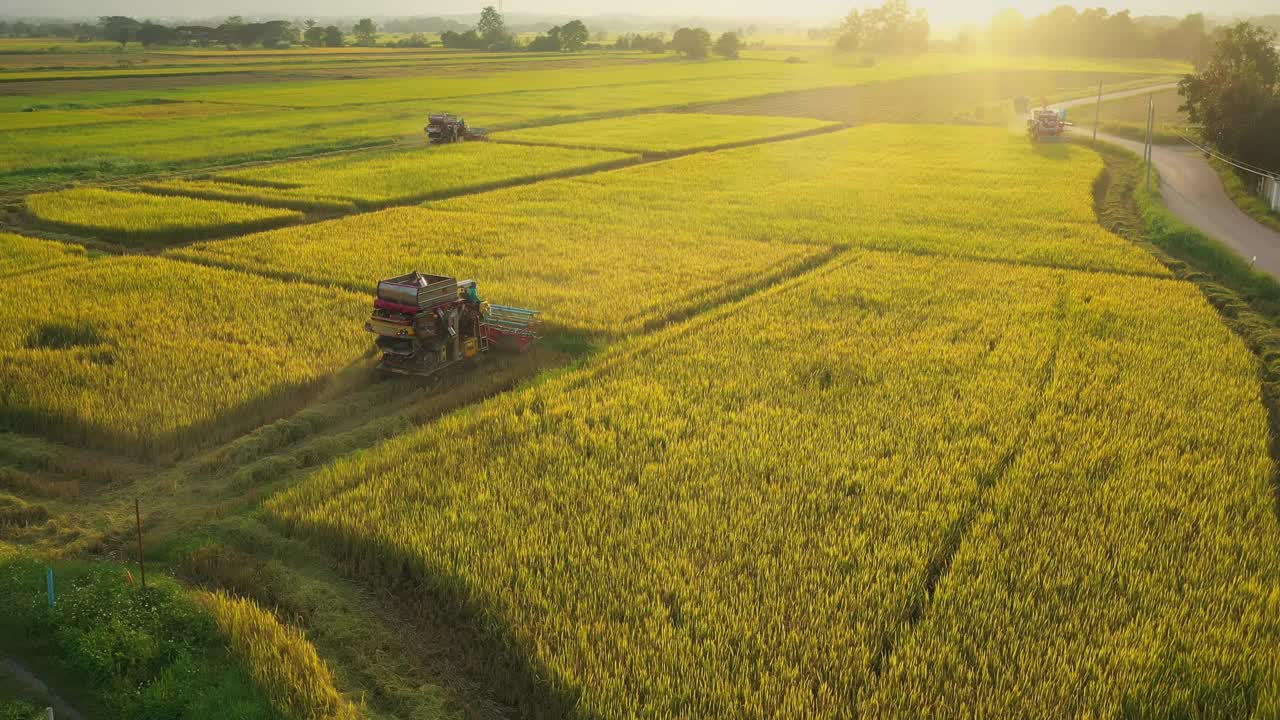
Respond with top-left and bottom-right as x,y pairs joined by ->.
425,113 -> 489,144
1027,108 -> 1072,142
365,272 -> 541,377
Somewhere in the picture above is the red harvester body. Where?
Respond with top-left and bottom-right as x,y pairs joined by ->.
365,272 -> 540,376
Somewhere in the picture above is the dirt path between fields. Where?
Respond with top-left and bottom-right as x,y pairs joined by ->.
0,656 -> 88,720
1051,86 -> 1280,279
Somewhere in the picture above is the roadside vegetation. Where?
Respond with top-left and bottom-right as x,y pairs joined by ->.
1211,159 -> 1280,233
0,555 -> 280,719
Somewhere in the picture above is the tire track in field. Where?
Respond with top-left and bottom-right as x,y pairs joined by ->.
866,281 -> 1066,694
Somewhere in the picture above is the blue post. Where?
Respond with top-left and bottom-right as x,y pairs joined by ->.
46,566 -> 55,608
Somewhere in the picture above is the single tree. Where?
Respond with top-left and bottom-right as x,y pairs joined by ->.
303,20 -> 324,47
98,16 -> 141,48
137,22 -> 175,47
1179,22 -> 1280,172
527,29 -> 561,52
352,18 -> 378,46
322,25 -> 345,47
713,31 -> 741,58
559,20 -> 589,52
477,6 -> 507,46
671,27 -> 711,58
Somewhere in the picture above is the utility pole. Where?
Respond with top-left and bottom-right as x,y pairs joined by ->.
1092,80 -> 1102,144
1145,97 -> 1154,193
135,498 -> 146,590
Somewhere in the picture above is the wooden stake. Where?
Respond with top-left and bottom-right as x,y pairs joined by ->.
1152,98 -> 1162,194
135,498 -> 146,591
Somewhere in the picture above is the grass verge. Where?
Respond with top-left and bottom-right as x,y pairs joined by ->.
0,555 -> 278,719
1210,158 -> 1280,234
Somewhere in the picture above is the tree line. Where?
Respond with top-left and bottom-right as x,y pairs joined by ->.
816,1 -> 1269,65
986,7 -> 1215,64
35,15 -> 376,48
1181,22 -> 1279,173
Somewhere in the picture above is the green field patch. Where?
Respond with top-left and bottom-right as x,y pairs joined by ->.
24,188 -> 302,245
169,207 -> 827,337
0,257 -> 368,457
494,112 -> 839,153
0,232 -> 89,279
0,109 -> 119,131
213,142 -> 637,208
436,125 -> 1168,276
0,55 -> 1187,192
1072,86 -> 1187,143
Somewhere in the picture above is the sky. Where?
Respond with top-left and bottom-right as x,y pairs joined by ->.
3,0 -> 1275,24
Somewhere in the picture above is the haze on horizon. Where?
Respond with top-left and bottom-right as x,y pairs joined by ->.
3,0 -> 1276,24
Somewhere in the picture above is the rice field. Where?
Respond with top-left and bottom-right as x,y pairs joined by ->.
211,142 -> 637,208
198,590 -> 360,720
169,207 -> 828,337
269,250 -> 1280,717
1,33 -> 1267,720
493,113 -> 839,152
0,257 -> 368,457
0,232 -> 89,279
140,179 -> 359,213
24,188 -> 301,244
437,125 -> 1166,275
0,55 -> 1185,192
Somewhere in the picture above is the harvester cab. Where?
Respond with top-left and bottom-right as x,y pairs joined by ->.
425,113 -> 489,144
365,271 -> 540,377
1027,108 -> 1071,142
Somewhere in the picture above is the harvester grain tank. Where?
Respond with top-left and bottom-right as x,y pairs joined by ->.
425,113 -> 489,143
365,272 -> 540,376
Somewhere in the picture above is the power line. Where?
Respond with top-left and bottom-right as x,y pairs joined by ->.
1172,129 -> 1279,179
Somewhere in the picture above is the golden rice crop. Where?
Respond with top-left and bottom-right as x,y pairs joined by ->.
24,188 -> 301,245
197,590 -> 361,720
269,245 -> 1279,717
267,249 -> 1275,718
169,207 -> 828,337
214,142 -> 636,208
437,125 -> 1167,276
862,268 -> 1280,716
0,231 -> 88,279
140,179 -> 358,213
0,257 -> 368,458
494,113 -> 838,153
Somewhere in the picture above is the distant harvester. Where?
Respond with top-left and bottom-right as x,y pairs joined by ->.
424,113 -> 489,143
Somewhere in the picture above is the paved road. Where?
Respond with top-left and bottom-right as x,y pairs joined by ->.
1,656 -> 87,720
1048,86 -> 1280,278
1054,82 -> 1178,113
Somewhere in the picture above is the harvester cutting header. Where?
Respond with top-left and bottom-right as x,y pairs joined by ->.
365,272 -> 540,376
